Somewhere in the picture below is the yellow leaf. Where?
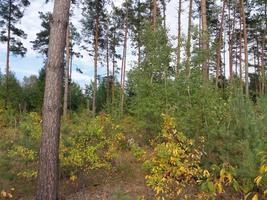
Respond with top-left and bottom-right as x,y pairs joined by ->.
264,189 -> 267,197
252,194 -> 259,200
203,170 -> 210,178
254,176 -> 262,186
69,175 -> 77,182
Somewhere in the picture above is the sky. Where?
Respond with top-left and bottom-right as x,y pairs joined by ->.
0,0 -> 187,89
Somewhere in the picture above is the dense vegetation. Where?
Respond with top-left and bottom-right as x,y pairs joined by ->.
0,0 -> 266,199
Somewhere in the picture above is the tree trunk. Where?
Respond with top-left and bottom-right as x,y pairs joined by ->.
106,28 -> 110,104
93,2 -> 100,116
36,0 -> 71,199
63,24 -> 70,117
240,0 -> 249,97
239,15 -> 242,80
120,0 -> 128,115
152,0 -> 157,32
162,0 -> 166,29
216,0 -> 226,87
228,1 -> 235,79
185,0 -> 193,78
201,0 -> 209,80
112,32 -> 116,104
5,0 -> 11,108
260,2 -> 266,95
176,0 -> 182,78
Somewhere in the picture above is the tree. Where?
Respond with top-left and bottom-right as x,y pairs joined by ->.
81,0 -> 107,116
185,0 -> 193,78
176,0 -> 182,77
31,12 -> 51,58
0,0 -> 30,106
120,0 -> 129,115
36,0 -> 71,199
240,0 -> 249,97
201,0 -> 209,80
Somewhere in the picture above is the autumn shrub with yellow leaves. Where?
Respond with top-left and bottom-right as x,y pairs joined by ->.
144,114 -> 242,200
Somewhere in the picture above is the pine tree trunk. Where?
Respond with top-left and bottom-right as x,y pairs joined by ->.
63,24 -> 70,117
228,1 -> 234,79
176,0 -> 182,78
162,0 -> 166,29
261,3 -> 266,95
201,0 -> 209,80
240,0 -> 249,97
239,16 -> 242,80
5,0 -> 11,108
106,28 -> 110,104
152,0 -> 157,32
216,0 -> 226,87
185,0 -> 193,78
112,32 -> 116,104
93,2 -> 100,116
120,0 -> 128,115
36,0 -> 71,199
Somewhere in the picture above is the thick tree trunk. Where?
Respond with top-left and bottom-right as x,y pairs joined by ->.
36,0 -> 71,199
201,0 -> 209,80
216,0 -> 226,87
93,3 -> 100,116
240,0 -> 249,97
63,25 -> 70,117
176,0 -> 182,78
120,0 -> 128,115
5,0 -> 11,108
185,0 -> 193,78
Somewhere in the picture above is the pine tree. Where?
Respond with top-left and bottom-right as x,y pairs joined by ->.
0,0 -> 30,106
36,0 -> 71,199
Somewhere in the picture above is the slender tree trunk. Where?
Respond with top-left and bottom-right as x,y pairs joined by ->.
120,0 -> 128,115
93,2 -> 100,116
63,24 -> 70,117
240,0 -> 249,97
228,1 -> 234,79
137,0 -> 141,67
152,0 -> 157,32
106,28 -> 110,104
201,0 -> 209,80
176,0 -> 182,78
162,0 -> 166,29
112,49 -> 115,104
260,3 -> 266,95
36,0 -> 71,199
5,0 -> 11,108
216,0 -> 226,87
239,16 -> 242,80
185,0 -> 193,78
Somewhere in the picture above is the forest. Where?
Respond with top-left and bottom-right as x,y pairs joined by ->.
0,0 -> 267,199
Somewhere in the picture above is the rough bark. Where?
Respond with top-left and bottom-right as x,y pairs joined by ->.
240,0 -> 249,97
63,24 -> 71,117
36,0 -> 71,199
201,0 -> 209,80
106,27 -> 110,104
185,0 -> 193,78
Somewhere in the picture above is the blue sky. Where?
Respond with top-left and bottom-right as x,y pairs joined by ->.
0,0 -> 187,89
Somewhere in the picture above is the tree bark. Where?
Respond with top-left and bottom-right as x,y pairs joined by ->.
216,0 -> 226,87
240,0 -> 249,97
185,0 -> 193,78
228,1 -> 234,79
176,0 -> 182,78
36,0 -> 71,199
63,24 -> 70,117
201,0 -> 209,80
106,27 -> 110,104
